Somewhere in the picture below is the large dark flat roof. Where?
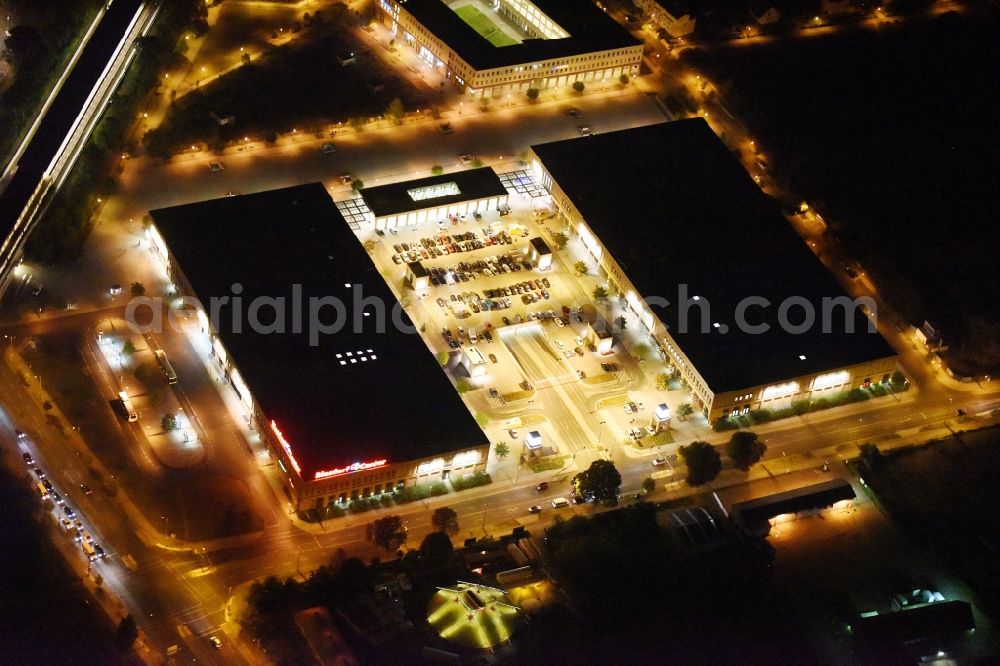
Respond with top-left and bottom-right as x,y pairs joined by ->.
732,478 -> 855,526
532,119 -> 895,393
400,0 -> 640,71
360,167 -> 508,218
150,183 -> 484,479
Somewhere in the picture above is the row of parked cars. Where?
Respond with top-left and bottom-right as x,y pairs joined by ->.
429,253 -> 535,286
19,432 -> 105,562
390,232 -> 484,264
437,292 -> 513,314
484,277 -> 550,299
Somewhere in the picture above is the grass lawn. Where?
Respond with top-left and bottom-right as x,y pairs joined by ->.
455,5 -> 518,47
860,425 -> 1000,613
527,455 -> 565,473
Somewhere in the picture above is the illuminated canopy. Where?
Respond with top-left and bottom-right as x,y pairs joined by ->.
427,582 -> 521,649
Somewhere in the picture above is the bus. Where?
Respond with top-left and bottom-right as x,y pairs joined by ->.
81,540 -> 96,561
154,349 -> 177,384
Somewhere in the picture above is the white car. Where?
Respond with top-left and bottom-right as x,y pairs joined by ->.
652,457 -> 667,466
624,403 -> 634,414
554,318 -> 565,328
574,336 -> 584,346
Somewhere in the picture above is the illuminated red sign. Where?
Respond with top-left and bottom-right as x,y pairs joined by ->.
270,420 -> 302,474
314,459 -> 388,480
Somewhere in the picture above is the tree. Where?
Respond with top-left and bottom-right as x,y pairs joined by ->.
572,81 -> 585,93
348,116 -> 366,131
526,87 -> 540,100
115,614 -> 138,650
678,441 -> 721,486
242,52 -> 251,65
431,507 -> 459,535
475,411 -> 490,428
655,373 -> 670,391
572,459 -> 622,504
419,530 -> 454,568
726,430 -> 766,471
592,285 -> 608,300
550,231 -> 568,250
2,26 -> 45,68
367,515 -> 407,552
130,282 -> 145,297
573,260 -> 588,276
471,158 -> 483,168
619,73 -> 630,86
677,403 -> 695,419
161,412 -> 179,432
494,441 -> 510,460
385,97 -> 405,124
858,443 -> 884,473
641,477 -> 655,494
362,238 -> 377,254
431,165 -> 444,176
351,178 -> 365,192
615,315 -> 627,331
436,351 -> 450,367
121,340 -> 136,356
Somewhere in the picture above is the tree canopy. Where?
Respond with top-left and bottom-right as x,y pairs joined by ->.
573,459 -> 622,503
678,441 -> 721,486
431,507 -> 459,535
367,515 -> 406,552
726,431 -> 767,471
419,531 -> 455,569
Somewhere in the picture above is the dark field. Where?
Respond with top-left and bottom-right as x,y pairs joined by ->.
684,8 -> 1000,372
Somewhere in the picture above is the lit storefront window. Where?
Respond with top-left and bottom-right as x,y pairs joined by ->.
761,382 -> 800,400
418,458 -> 445,475
452,450 -> 480,468
812,370 -> 849,391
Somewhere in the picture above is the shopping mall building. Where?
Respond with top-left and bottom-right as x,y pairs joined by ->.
375,0 -> 642,97
528,119 -> 899,423
149,183 -> 489,511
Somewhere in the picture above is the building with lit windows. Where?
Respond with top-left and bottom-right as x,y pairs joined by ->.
375,0 -> 642,97
528,119 -> 898,424
360,167 -> 509,230
633,0 -> 696,38
148,183 -> 488,511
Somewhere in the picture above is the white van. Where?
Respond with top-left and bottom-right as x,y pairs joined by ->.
468,328 -> 478,344
551,497 -> 569,509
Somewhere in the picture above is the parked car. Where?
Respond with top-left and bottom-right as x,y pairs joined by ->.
652,457 -> 667,467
